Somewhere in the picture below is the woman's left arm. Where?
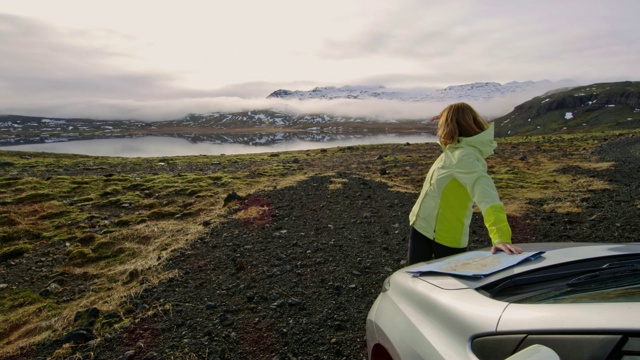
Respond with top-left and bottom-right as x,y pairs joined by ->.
456,156 -> 521,253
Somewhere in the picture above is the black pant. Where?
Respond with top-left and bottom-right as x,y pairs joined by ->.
407,227 -> 466,265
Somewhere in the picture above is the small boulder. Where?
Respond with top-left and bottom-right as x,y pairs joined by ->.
223,192 -> 246,206
74,307 -> 100,327
62,327 -> 94,344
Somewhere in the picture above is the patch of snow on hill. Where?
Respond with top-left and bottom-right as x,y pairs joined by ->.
41,119 -> 67,125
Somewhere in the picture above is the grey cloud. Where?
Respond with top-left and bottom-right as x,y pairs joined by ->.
320,1 -> 478,60
0,14 -> 128,76
0,14 -> 330,120
320,0 -> 640,86
0,14 -> 197,104
2,1 -> 639,123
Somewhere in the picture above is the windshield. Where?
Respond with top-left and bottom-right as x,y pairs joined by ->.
479,255 -> 640,304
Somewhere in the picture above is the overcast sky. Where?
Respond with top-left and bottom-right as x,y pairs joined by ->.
1,0 -> 639,121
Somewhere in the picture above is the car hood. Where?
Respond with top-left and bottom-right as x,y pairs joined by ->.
404,243 -> 640,290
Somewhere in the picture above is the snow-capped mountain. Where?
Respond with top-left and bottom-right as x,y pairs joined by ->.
267,80 -> 575,102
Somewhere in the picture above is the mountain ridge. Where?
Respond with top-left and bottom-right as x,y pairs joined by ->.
266,80 -> 575,102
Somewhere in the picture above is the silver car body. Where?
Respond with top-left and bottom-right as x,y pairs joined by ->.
366,243 -> 640,360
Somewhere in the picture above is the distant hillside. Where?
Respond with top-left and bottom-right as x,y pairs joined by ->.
158,110 -> 413,128
0,111 -> 433,147
494,81 -> 640,137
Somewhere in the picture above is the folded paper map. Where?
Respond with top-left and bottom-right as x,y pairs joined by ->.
406,251 -> 546,277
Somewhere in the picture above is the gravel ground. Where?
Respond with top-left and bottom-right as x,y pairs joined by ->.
3,133 -> 639,360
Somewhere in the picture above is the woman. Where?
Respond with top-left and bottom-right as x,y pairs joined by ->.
408,102 -> 522,264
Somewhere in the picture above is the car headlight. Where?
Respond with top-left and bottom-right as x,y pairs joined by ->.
381,276 -> 391,293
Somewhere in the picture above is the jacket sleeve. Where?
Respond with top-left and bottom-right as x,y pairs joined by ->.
455,155 -> 512,245
482,203 -> 512,245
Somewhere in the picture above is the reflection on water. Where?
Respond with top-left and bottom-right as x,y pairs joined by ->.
0,134 -> 437,157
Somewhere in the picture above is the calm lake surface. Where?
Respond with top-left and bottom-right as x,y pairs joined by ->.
1,134 -> 438,157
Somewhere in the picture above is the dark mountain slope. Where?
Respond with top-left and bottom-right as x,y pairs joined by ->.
494,81 -> 640,137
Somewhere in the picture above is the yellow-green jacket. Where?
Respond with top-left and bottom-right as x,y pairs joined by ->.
409,123 -> 512,248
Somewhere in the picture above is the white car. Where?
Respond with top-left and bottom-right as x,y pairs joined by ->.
366,242 -> 640,360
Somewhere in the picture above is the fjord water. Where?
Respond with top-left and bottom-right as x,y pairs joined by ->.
1,134 -> 437,157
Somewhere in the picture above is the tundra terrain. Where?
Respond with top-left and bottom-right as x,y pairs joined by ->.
0,130 -> 639,359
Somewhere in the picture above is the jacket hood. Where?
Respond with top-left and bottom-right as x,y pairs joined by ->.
452,122 -> 497,158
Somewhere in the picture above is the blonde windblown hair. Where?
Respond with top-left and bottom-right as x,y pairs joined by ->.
436,102 -> 488,146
